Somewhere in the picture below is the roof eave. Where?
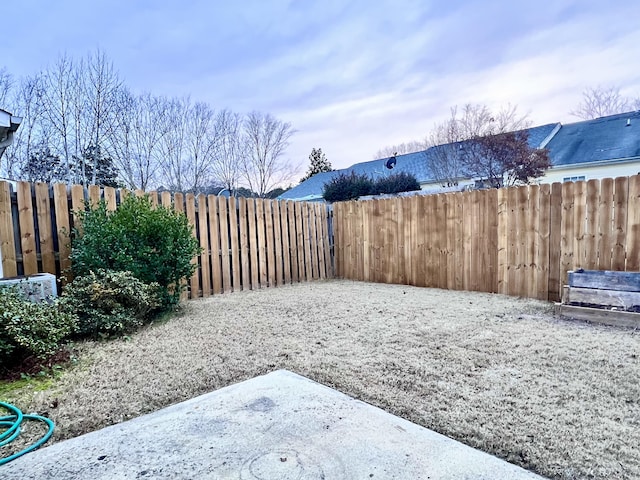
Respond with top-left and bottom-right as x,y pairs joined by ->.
551,155 -> 640,170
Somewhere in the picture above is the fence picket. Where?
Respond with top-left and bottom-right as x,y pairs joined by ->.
527,185 -> 539,298
35,183 -> 56,275
104,187 -> 117,211
229,197 -> 241,291
537,184 -> 551,300
612,177 -> 628,271
0,181 -> 17,277
273,201 -> 284,285
88,185 -> 101,207
598,178 -> 614,270
17,182 -> 38,275
185,194 -> 199,296
548,183 -> 563,301
295,202 -> 305,281
238,197 -> 250,290
256,199 -> 268,287
218,197 -> 232,292
585,179 -> 600,271
246,199 -> 259,290
264,200 -> 276,287
487,189 -> 499,293
626,175 -> 640,271
208,195 -> 222,294
53,183 -> 71,275
197,194 -> 211,297
4,174 -> 640,303
160,191 -> 171,208
496,188 -> 507,294
560,182 -> 575,288
287,201 -> 299,283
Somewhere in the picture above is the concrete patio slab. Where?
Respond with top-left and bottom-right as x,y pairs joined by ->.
3,370 -> 546,479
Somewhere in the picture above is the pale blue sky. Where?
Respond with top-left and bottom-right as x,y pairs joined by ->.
3,0 -> 640,170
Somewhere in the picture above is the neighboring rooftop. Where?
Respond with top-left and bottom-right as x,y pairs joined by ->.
279,122 -> 561,201
546,110 -> 640,166
0,109 -> 22,161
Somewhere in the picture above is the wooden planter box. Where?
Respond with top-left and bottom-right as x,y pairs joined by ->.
556,270 -> 640,328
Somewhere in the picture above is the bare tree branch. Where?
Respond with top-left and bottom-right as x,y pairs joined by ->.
108,90 -> 166,190
40,54 -> 76,183
157,96 -> 189,192
0,68 -> 13,107
82,49 -> 123,185
211,108 -> 245,192
373,140 -> 426,159
242,111 -> 297,197
571,86 -> 633,119
4,74 -> 47,179
185,101 -> 216,193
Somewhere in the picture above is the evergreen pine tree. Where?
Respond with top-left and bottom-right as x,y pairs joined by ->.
300,148 -> 332,182
68,144 -> 120,187
22,146 -> 65,183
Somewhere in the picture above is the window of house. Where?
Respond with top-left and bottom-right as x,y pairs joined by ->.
562,176 -> 586,182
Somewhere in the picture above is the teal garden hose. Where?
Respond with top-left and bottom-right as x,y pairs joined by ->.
0,401 -> 54,465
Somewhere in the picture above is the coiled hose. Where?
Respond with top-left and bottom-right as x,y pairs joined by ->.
0,401 -> 54,465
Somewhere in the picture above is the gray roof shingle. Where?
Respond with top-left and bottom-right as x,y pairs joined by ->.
546,110 -> 640,166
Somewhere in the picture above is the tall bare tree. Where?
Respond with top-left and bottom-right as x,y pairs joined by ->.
0,68 -> 13,107
40,54 -> 76,182
30,51 -> 124,185
211,108 -> 245,193
4,74 -> 48,179
1,50 -> 300,191
82,49 -> 122,185
571,86 -> 639,119
157,96 -> 192,191
242,111 -> 296,197
109,90 -> 167,190
184,101 -> 217,193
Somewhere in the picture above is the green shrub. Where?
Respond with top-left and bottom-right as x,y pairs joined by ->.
70,195 -> 201,307
323,172 -> 373,202
60,270 -> 161,338
0,288 -> 77,369
372,172 -> 421,195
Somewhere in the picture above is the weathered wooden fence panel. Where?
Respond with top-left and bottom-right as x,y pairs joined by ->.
7,174 -> 640,303
334,175 -> 640,302
0,181 -> 332,298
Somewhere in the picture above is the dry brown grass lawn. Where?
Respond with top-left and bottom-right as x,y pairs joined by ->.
4,280 -> 640,479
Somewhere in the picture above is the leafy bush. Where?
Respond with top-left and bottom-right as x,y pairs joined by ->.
372,172 -> 421,195
323,172 -> 373,202
0,288 -> 77,369
323,171 -> 421,202
70,195 -> 201,307
60,270 -> 161,338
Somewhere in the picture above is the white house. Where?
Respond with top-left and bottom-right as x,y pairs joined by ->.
0,109 -> 22,161
539,110 -> 640,184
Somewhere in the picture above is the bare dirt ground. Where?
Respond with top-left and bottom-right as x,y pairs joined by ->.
4,280 -> 640,479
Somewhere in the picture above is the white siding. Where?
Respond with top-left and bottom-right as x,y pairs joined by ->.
539,159 -> 640,184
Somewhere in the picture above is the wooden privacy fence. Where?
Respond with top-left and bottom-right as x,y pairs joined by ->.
333,175 -> 640,302
0,181 -> 333,297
